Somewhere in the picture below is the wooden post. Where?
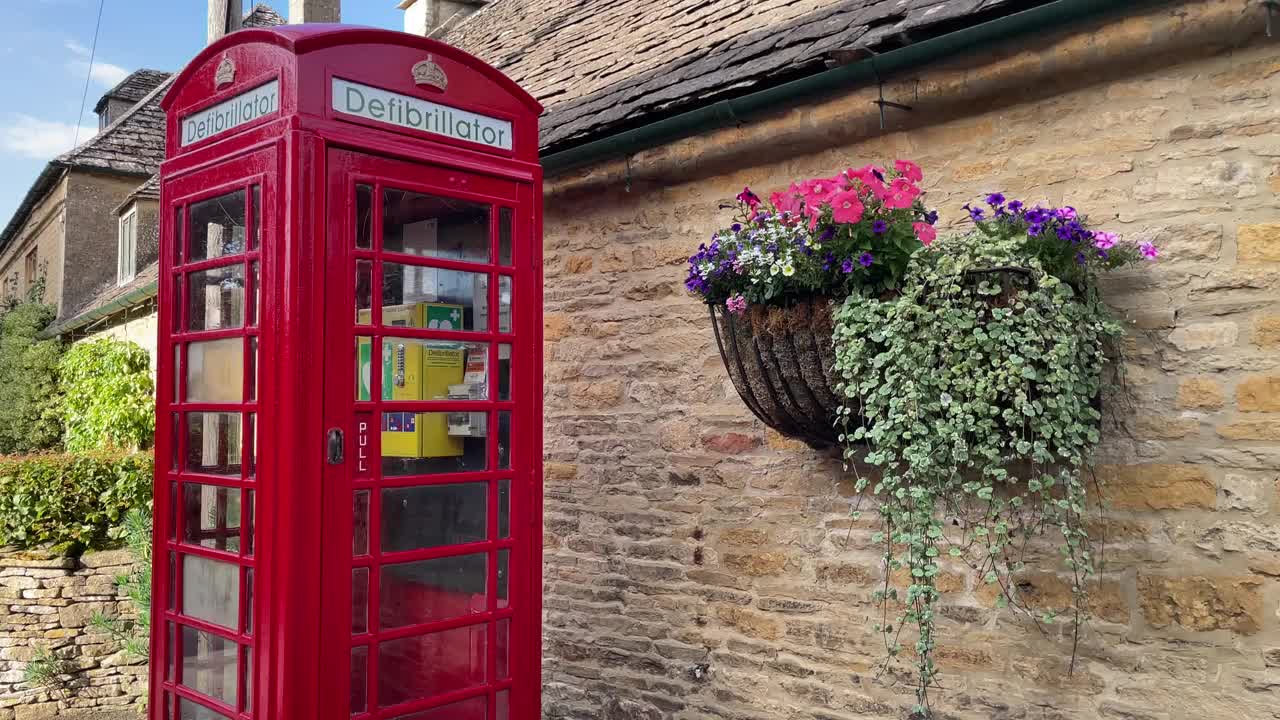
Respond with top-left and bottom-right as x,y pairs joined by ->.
207,0 -> 242,45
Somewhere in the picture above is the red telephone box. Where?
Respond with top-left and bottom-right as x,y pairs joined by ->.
151,26 -> 543,720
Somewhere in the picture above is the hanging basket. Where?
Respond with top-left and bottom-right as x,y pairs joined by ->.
707,269 -> 1042,450
708,297 -> 848,449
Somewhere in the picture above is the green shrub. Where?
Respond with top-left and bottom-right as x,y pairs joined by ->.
0,301 -> 63,454
0,451 -> 153,549
59,338 -> 155,452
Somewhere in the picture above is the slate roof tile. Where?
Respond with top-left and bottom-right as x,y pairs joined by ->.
447,0 -> 1020,151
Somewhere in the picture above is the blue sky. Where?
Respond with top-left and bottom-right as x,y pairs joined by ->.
0,1 -> 404,223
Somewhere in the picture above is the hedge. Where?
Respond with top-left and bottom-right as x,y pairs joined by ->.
0,451 -> 152,550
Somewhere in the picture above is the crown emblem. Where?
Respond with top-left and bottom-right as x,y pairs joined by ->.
215,56 -> 236,88
411,57 -> 448,91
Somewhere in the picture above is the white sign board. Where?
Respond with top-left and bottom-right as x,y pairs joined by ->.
331,78 -> 513,151
181,80 -> 280,147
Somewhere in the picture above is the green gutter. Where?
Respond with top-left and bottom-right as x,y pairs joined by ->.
541,0 -> 1164,175
41,279 -> 158,339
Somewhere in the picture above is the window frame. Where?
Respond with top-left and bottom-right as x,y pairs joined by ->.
118,204 -> 139,285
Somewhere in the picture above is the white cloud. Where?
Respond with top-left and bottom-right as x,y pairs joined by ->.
0,116 -> 96,160
64,39 -> 130,87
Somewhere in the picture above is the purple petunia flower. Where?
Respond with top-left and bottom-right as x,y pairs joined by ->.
1075,252 -> 1087,265
872,220 -> 888,234
1055,206 -> 1078,221
858,252 -> 874,267
924,210 -> 939,225
1028,223 -> 1044,237
1006,200 -> 1024,214
841,258 -> 855,274
964,204 -> 985,222
822,252 -> 835,271
985,192 -> 1006,207
731,223 -> 742,233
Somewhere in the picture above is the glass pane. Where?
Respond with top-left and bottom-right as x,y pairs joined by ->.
243,648 -> 253,712
356,260 -> 373,325
182,554 -> 240,629
171,413 -> 180,470
498,207 -> 513,266
381,263 -> 487,332
498,276 -> 512,334
392,695 -> 487,720
498,480 -> 510,539
169,482 -> 178,539
168,552 -> 176,609
172,275 -> 183,333
497,618 -> 510,679
380,553 -> 487,629
166,623 -> 176,681
381,412 -> 487,477
187,265 -> 245,332
351,646 -> 369,714
247,337 -> 258,402
383,188 -> 490,263
377,624 -> 487,708
497,549 -> 509,609
189,190 -> 247,262
381,483 -> 487,553
497,411 -> 511,470
352,567 -> 370,634
179,698 -> 232,720
245,490 -> 255,556
180,626 -> 238,706
244,413 -> 256,478
355,184 -> 373,250
174,206 -> 184,265
187,338 -> 244,403
182,484 -> 241,552
173,345 -> 182,404
186,413 -> 242,476
245,568 -> 254,635
249,261 -> 260,327
249,185 -> 260,251
371,338 -> 489,401
496,689 -> 510,720
353,490 -> 370,556
498,344 -> 511,401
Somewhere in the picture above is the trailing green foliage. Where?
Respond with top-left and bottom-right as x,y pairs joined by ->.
834,234 -> 1122,717
0,451 -> 153,550
90,507 -> 152,660
59,338 -> 155,452
23,645 -> 70,692
0,299 -> 63,454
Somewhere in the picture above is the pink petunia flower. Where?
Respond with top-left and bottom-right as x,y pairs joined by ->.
895,159 -> 924,183
727,294 -> 747,314
1139,241 -> 1159,260
829,190 -> 865,224
1093,231 -> 1117,250
883,178 -> 921,210
770,184 -> 804,216
913,222 -> 937,246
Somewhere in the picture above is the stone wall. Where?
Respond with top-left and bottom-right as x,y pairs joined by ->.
0,548 -> 146,720
539,2 -> 1280,718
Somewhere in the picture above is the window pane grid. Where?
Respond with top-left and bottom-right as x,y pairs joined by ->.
165,178 -> 268,720
349,180 -> 518,719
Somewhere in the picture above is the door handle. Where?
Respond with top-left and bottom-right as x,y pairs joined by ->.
327,428 -> 344,465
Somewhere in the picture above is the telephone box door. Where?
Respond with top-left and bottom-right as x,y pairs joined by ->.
320,148 -> 538,720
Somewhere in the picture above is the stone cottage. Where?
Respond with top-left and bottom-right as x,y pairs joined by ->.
430,0 -> 1280,718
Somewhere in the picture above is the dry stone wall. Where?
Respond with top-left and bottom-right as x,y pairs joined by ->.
0,548 -> 145,720
539,3 -> 1280,719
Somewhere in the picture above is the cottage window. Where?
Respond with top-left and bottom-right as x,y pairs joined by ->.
118,206 -> 138,285
23,249 -> 36,288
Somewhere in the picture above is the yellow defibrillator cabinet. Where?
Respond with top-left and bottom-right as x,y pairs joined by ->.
358,302 -> 466,458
